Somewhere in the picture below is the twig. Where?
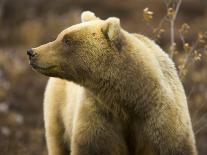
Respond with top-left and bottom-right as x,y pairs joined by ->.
153,16 -> 167,41
195,123 -> 207,135
179,31 -> 185,45
163,0 -> 170,8
169,0 -> 182,58
187,86 -> 194,100
193,115 -> 207,130
170,20 -> 175,57
0,0 -> 5,25
179,40 -> 199,78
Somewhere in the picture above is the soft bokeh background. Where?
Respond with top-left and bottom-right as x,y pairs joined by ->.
0,0 -> 206,154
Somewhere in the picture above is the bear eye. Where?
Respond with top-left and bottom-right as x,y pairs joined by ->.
64,39 -> 71,46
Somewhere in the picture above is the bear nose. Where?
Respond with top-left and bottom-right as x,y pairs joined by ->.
27,48 -> 36,58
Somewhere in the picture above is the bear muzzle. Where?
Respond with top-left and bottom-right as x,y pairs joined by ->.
27,48 -> 37,60
27,48 -> 40,69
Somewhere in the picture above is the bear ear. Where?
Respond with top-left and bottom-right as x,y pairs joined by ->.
81,11 -> 98,22
102,17 -> 122,51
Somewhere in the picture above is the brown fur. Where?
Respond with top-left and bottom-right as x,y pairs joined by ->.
28,11 -> 197,155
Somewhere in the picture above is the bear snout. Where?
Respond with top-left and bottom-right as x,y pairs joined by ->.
27,48 -> 37,60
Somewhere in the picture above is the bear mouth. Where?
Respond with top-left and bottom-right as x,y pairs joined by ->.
30,63 -> 56,71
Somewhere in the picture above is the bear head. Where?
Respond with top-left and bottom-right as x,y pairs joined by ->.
27,11 -> 127,85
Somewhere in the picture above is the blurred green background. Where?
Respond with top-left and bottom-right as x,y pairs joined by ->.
0,0 -> 206,154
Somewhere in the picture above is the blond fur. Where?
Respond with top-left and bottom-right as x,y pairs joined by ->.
29,11 -> 197,155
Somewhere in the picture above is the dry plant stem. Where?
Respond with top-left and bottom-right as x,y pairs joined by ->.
0,0 -> 5,25
193,113 -> 207,130
145,21 -> 154,34
195,124 -> 207,135
163,0 -> 170,8
153,16 -> 167,41
187,86 -> 194,100
170,20 -> 175,57
179,31 -> 185,45
170,0 -> 182,58
180,40 -> 199,78
194,113 -> 207,135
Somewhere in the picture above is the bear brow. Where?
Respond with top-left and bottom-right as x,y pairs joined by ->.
62,34 -> 70,40
61,30 -> 80,41
61,33 -> 77,42
57,30 -> 73,41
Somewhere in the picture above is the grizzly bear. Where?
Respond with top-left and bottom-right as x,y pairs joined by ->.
27,11 -> 197,155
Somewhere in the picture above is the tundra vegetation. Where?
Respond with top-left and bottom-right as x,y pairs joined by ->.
0,0 -> 206,154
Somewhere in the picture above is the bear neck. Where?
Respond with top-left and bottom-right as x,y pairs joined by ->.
82,32 -> 173,120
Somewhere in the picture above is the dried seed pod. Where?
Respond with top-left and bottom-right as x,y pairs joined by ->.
143,8 -> 154,22
184,43 -> 191,52
180,23 -> 190,33
167,8 -> 175,19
